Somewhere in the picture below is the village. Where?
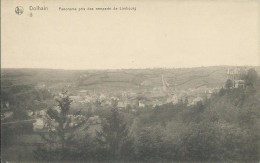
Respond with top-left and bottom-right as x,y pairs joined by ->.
1,66 -> 258,162
1,67 -> 250,132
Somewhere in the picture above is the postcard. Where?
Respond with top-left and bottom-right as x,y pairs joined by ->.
1,0 -> 260,162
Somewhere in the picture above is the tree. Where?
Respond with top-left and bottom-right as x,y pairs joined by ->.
96,100 -> 130,161
134,126 -> 165,161
245,68 -> 258,87
34,89 -> 88,161
225,79 -> 233,89
176,122 -> 222,161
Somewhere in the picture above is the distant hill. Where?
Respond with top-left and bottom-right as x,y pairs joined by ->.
2,66 -> 259,93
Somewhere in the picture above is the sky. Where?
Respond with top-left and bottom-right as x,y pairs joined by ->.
2,0 -> 260,69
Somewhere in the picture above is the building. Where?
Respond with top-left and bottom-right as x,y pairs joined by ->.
227,67 -> 247,80
138,101 -> 145,108
166,94 -> 178,104
33,118 -> 45,131
227,67 -> 247,88
190,97 -> 203,106
234,80 -> 245,88
117,101 -> 127,109
26,110 -> 34,117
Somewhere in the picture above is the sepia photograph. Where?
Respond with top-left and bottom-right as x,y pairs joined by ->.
1,0 -> 260,162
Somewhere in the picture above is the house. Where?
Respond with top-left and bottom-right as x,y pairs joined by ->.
190,97 -> 204,106
138,101 -> 145,108
166,94 -> 178,104
99,94 -> 106,101
39,110 -> 47,116
33,118 -> 45,131
88,115 -> 101,125
227,67 -> 247,88
234,80 -> 245,88
53,106 -> 61,113
227,67 -> 247,81
117,101 -> 127,109
26,110 -> 34,117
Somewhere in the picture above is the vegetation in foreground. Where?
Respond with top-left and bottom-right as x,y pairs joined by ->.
1,68 -> 260,162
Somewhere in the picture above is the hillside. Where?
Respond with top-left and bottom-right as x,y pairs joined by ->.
3,66 -> 258,93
